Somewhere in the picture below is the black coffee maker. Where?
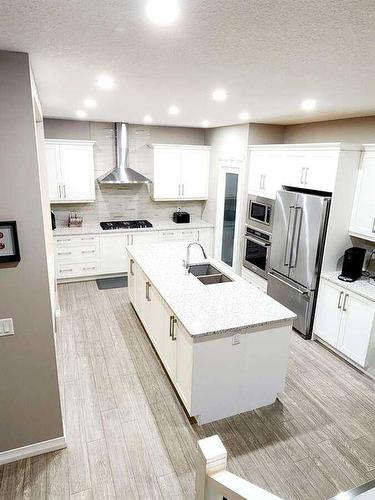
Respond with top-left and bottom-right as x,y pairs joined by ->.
338,247 -> 366,282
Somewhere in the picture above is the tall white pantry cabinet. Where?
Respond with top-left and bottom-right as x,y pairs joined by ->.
45,139 -> 96,203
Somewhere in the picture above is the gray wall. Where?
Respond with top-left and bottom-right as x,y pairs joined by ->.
284,115 -> 375,143
0,51 -> 63,452
45,120 -> 206,225
249,123 -> 285,144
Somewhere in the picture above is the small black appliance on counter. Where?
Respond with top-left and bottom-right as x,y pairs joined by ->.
338,247 -> 366,282
51,211 -> 56,230
173,211 -> 190,224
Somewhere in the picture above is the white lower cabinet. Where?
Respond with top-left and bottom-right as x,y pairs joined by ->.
314,279 -> 375,368
55,226 -> 213,281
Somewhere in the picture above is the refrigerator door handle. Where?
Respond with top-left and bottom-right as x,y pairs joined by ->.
283,206 -> 295,266
290,207 -> 303,269
268,272 -> 309,295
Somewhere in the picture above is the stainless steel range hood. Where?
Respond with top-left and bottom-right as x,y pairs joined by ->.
97,123 -> 151,185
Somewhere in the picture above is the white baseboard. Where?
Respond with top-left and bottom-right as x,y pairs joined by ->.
0,436 -> 66,465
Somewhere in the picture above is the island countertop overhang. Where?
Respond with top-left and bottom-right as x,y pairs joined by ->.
127,242 -> 296,339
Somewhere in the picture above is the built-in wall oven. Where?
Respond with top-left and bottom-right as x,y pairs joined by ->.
243,226 -> 272,279
247,194 -> 275,232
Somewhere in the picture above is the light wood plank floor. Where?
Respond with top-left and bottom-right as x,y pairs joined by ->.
1,280 -> 375,499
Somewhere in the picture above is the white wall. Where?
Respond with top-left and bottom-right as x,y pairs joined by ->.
0,51 -> 63,452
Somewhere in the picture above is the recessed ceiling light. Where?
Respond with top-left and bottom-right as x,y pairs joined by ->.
146,0 -> 180,25
239,112 -> 249,121
212,88 -> 227,101
96,74 -> 115,90
83,98 -> 97,108
301,98 -> 316,111
202,120 -> 210,128
168,105 -> 180,115
144,115 -> 153,123
76,110 -> 87,119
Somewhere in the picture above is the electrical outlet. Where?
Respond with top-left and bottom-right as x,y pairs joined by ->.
232,333 -> 241,345
0,318 -> 14,337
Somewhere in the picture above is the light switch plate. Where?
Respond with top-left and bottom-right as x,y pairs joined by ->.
232,333 -> 241,345
0,318 -> 14,337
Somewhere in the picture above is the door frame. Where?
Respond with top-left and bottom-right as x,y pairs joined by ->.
214,164 -> 242,270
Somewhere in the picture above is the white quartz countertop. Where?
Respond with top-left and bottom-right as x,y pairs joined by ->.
53,218 -> 213,236
128,242 -> 295,339
322,272 -> 375,302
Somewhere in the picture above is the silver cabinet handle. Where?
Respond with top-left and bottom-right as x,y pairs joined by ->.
57,251 -> 72,256
338,291 -> 344,309
60,268 -> 73,273
304,167 -> 309,185
81,237 -> 95,241
197,230 -> 200,241
63,185 -> 66,198
372,216 -> 375,233
300,168 -> 305,184
343,293 -> 349,312
131,234 -> 134,245
58,185 -> 62,199
83,266 -> 96,271
169,316 -> 177,340
169,316 -> 174,337
56,238 -> 71,243
178,184 -> 181,196
126,235 -> 129,245
262,174 -> 266,190
259,175 -> 262,190
146,282 -> 151,301
81,250 -> 95,254
130,259 -> 134,276
182,184 -> 184,196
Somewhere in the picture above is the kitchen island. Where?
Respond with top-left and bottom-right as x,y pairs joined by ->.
127,242 -> 295,424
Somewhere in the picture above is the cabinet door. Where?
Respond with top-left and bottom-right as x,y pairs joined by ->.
180,149 -> 209,199
305,150 -> 338,192
59,144 -> 95,201
162,302 -> 177,381
337,293 -> 375,367
128,258 -> 136,303
313,280 -> 343,347
350,153 -> 375,240
197,228 -> 213,256
283,150 -> 308,189
248,151 -> 268,195
45,144 -> 62,201
100,234 -> 129,274
148,287 -> 165,355
175,321 -> 193,411
153,148 -> 181,200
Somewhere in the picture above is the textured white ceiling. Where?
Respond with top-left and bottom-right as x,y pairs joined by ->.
1,0 -> 375,127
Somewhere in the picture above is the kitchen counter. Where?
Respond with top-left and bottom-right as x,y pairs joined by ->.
128,242 -> 295,339
127,241 -> 295,424
322,272 -> 375,302
53,218 -> 214,237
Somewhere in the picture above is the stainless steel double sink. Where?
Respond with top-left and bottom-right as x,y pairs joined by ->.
188,263 -> 233,285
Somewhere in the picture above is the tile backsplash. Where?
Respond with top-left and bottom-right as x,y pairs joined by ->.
50,121 -> 205,225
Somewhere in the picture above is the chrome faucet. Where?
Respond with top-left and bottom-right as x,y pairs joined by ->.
183,242 -> 207,273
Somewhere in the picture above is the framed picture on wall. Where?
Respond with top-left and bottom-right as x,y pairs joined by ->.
0,221 -> 20,264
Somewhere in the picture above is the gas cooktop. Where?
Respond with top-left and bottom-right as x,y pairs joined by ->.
100,220 -> 153,230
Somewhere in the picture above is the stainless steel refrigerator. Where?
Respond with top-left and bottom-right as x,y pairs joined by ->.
267,189 -> 331,338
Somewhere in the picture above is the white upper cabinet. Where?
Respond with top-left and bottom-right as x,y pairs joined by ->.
45,140 -> 95,203
152,144 -> 210,201
248,150 -> 284,198
350,146 -> 375,242
248,144 -> 341,198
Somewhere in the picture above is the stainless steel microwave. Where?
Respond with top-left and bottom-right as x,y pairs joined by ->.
247,194 -> 274,231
